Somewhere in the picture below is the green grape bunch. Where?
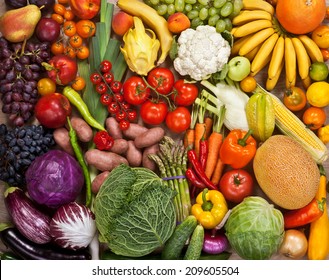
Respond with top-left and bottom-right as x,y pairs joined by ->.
143,0 -> 244,32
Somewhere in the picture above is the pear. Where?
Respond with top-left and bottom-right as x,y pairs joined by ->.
0,4 -> 42,43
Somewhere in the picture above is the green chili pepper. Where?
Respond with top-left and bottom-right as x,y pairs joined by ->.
0,251 -> 20,260
67,117 -> 92,208
63,86 -> 106,131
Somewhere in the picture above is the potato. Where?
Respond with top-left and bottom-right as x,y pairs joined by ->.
91,171 -> 110,194
84,149 -> 128,171
134,127 -> 165,148
122,123 -> 148,140
110,139 -> 129,155
53,127 -> 74,155
142,143 -> 160,171
70,116 -> 93,142
105,117 -> 123,139
126,140 -> 143,167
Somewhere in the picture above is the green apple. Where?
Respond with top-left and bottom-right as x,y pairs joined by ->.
227,56 -> 251,82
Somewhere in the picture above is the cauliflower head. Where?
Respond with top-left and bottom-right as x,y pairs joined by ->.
173,25 -> 231,81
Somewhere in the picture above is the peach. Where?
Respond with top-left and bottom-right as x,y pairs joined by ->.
167,12 -> 191,34
112,11 -> 134,37
312,25 -> 329,49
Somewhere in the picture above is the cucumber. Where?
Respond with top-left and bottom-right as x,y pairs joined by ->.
161,215 -> 197,260
184,224 -> 205,260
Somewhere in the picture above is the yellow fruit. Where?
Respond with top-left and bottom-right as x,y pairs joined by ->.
239,76 -> 257,93
253,135 -> 320,210
306,81 -> 329,107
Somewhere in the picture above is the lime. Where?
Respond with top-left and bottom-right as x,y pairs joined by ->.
309,62 -> 329,81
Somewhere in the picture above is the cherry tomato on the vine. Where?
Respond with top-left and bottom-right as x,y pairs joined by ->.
76,20 -> 96,38
140,100 -> 168,125
147,67 -> 175,95
51,41 -> 64,55
119,119 -> 130,131
90,72 -> 102,84
114,93 -> 124,103
165,107 -> 191,133
219,169 -> 254,204
100,60 -> 112,73
302,106 -> 327,130
96,82 -> 107,95
170,79 -> 199,106
71,76 -> 86,91
121,101 -> 131,110
115,110 -> 128,122
110,80 -> 122,93
283,86 -> 307,112
108,102 -> 120,114
127,110 -> 138,122
123,76 -> 151,105
76,45 -> 90,60
103,72 -> 114,84
69,35 -> 83,48
100,93 -> 112,105
63,21 -> 77,37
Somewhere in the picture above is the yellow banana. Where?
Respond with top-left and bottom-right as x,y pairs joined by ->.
291,37 -> 311,80
251,32 -> 279,75
302,75 -> 312,90
250,53 -> 271,76
268,36 -> 285,79
298,35 -> 324,63
284,37 -> 297,88
239,27 -> 275,56
231,34 -> 254,56
117,0 -> 173,65
232,10 -> 273,25
266,59 -> 284,91
233,19 -> 273,37
242,0 -> 275,15
244,44 -> 262,61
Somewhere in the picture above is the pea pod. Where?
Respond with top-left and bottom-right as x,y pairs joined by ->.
245,91 -> 275,142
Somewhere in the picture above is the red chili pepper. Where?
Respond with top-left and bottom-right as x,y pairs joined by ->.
187,149 -> 217,190
93,131 -> 114,151
199,137 -> 208,171
284,198 -> 326,229
186,168 -> 207,189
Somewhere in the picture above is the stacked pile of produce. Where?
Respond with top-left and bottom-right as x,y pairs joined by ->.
0,0 -> 329,262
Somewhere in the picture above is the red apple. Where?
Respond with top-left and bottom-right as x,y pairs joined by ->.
69,0 -> 100,20
35,93 -> 72,128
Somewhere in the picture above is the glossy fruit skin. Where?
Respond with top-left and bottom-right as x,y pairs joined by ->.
123,76 -> 151,105
35,17 -> 61,43
311,25 -> 329,49
140,100 -> 168,125
302,106 -> 327,130
35,93 -> 72,128
46,54 -> 78,85
165,107 -> 191,133
69,0 -> 100,20
37,77 -> 57,96
219,169 -> 254,204
76,20 -> 96,38
170,79 -> 199,106
147,67 -> 175,95
283,87 -> 307,112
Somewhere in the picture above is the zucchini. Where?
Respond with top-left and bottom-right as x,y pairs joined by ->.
161,215 -> 197,260
184,224 -> 204,260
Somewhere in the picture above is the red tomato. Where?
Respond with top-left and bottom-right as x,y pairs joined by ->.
123,76 -> 151,105
147,67 -> 175,95
171,79 -> 199,106
219,169 -> 254,204
165,107 -> 191,134
140,100 -> 168,125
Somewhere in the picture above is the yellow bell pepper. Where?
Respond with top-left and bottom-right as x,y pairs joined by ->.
191,188 -> 228,229
318,125 -> 329,145
307,165 -> 329,260
120,16 -> 160,76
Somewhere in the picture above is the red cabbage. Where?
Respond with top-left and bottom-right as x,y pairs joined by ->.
25,150 -> 84,209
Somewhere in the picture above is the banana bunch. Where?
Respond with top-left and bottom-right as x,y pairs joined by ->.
231,0 -> 324,91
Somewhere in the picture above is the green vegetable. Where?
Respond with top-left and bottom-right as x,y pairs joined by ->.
184,224 -> 204,260
161,215 -> 197,260
224,196 -> 284,260
94,164 -> 176,257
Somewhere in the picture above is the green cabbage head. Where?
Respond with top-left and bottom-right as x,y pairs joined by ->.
225,196 -> 284,260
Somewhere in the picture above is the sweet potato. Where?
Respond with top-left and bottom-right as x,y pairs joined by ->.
134,127 -> 165,149
84,149 -> 128,171
53,127 -> 74,155
105,117 -> 123,139
126,140 -> 143,167
91,171 -> 110,194
110,139 -> 129,155
122,123 -> 148,140
142,143 -> 160,171
70,116 -> 93,142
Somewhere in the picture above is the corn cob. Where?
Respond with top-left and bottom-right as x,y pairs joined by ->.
254,85 -> 328,164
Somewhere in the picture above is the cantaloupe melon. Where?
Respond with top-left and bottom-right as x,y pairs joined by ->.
253,135 -> 320,210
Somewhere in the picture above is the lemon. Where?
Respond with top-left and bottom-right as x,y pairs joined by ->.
309,62 -> 329,81
306,81 -> 329,107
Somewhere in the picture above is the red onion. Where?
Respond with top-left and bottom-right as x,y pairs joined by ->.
202,231 -> 229,255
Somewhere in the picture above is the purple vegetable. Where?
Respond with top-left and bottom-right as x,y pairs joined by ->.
202,231 -> 229,255
4,187 -> 52,244
50,202 -> 96,250
25,150 -> 84,209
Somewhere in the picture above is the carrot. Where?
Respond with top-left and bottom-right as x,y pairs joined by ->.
204,106 -> 226,179
184,103 -> 198,149
194,100 -> 207,158
204,114 -> 213,140
211,157 -> 225,185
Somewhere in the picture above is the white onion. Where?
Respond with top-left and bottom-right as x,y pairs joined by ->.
50,202 -> 97,250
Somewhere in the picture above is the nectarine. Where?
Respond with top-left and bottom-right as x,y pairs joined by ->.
167,12 -> 190,34
312,25 -> 329,49
112,11 -> 134,37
